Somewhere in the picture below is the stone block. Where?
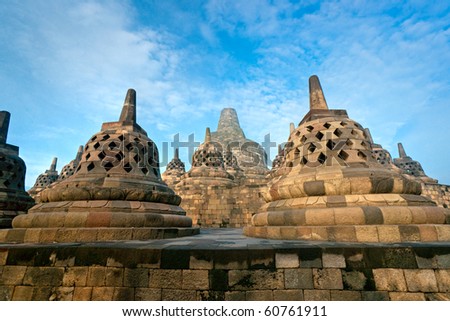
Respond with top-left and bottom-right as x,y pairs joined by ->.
276,253 -> 299,268
23,267 -> 64,286
135,288 -> 162,300
229,270 -> 284,290
304,289 -> 330,301
404,269 -> 438,292
330,290 -> 361,301
322,253 -> 346,268
23,229 -> 41,243
285,268 -> 314,289
162,289 -> 197,301
435,269 -> 450,292
0,286 -> 14,300
12,286 -> 33,301
0,250 -> 7,265
355,226 -> 379,242
63,267 -> 88,286
361,291 -> 389,301
377,226 -> 401,242
389,292 -> 425,301
91,287 -> 114,301
124,268 -> 148,287
224,291 -> 246,301
149,270 -> 182,289
273,289 -> 304,301
52,287 -> 75,301
246,290 -> 273,301
72,287 -> 93,301
1,266 -> 27,285
105,268 -> 124,287
305,209 -> 335,225
373,269 -> 407,291
334,207 -> 365,225
342,270 -> 367,290
418,226 -> 438,242
113,287 -> 135,301
182,270 -> 209,290
313,268 -> 343,289
436,226 -> 450,241
190,255 -> 214,270
87,267 -> 106,286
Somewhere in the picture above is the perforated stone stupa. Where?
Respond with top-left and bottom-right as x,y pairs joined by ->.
161,148 -> 185,186
0,111 -> 34,228
58,145 -> 83,181
244,75 -> 450,242
2,89 -> 198,242
164,109 -> 269,227
27,157 -> 58,200
394,142 -> 437,183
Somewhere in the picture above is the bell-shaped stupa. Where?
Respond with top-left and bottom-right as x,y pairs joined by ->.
27,157 -> 58,200
6,89 -> 198,242
161,148 -> 186,186
244,75 -> 450,242
0,111 -> 34,227
58,145 -> 83,181
394,142 -> 438,183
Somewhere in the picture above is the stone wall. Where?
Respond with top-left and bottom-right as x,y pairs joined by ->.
422,183 -> 450,209
1,242 -> 450,301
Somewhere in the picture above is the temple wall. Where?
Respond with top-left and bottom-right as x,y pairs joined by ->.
422,183 -> 450,208
1,243 -> 450,301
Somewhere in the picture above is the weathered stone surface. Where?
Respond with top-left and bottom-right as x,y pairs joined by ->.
373,269 -> 407,291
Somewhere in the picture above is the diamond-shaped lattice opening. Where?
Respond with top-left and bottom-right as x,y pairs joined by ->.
323,122 -> 331,129
326,140 -> 336,150
141,167 -> 149,175
317,152 -> 327,164
118,135 -> 124,141
294,148 -> 301,157
76,165 -> 82,172
103,162 -> 114,171
134,137 -> 140,142
334,128 -> 343,137
306,125 -> 314,132
98,152 -> 106,160
125,142 -> 134,151
133,154 -> 140,163
90,135 -> 97,142
338,150 -> 349,161
357,151 -> 367,160
300,135 -> 307,143
124,163 -> 132,173
301,156 -> 308,165
4,180 -> 10,187
340,121 -> 347,127
87,163 -> 95,172
108,141 -> 118,149
0,170 -> 3,177
286,161 -> 293,168
346,139 -> 353,146
315,131 -> 324,140
85,153 -> 91,160
308,143 -> 317,153
115,151 -> 124,161
361,141 -> 367,147
93,142 -> 101,150
101,134 -> 110,141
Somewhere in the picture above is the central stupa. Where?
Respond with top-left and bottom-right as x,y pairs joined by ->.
244,76 -> 450,242
8,89 -> 198,242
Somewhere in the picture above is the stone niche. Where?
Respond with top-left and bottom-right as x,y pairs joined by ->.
244,75 -> 450,242
0,89 -> 199,242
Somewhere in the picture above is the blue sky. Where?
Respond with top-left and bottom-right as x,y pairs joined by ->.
0,0 -> 449,188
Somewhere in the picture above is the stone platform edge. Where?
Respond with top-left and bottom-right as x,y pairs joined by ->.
1,238 -> 450,301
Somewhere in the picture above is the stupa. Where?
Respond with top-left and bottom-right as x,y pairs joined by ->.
244,75 -> 450,242
174,128 -> 237,227
27,157 -> 58,200
6,89 -> 198,242
394,142 -> 438,183
58,145 -> 83,181
161,148 -> 186,186
0,111 -> 34,228
211,108 -> 268,176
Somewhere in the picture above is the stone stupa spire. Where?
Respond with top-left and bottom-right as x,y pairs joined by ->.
0,111 -> 10,144
309,75 -> 328,110
398,142 -> 407,158
119,88 -> 136,123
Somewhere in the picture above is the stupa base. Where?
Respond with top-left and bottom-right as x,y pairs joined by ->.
244,224 -> 450,242
0,226 -> 200,243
